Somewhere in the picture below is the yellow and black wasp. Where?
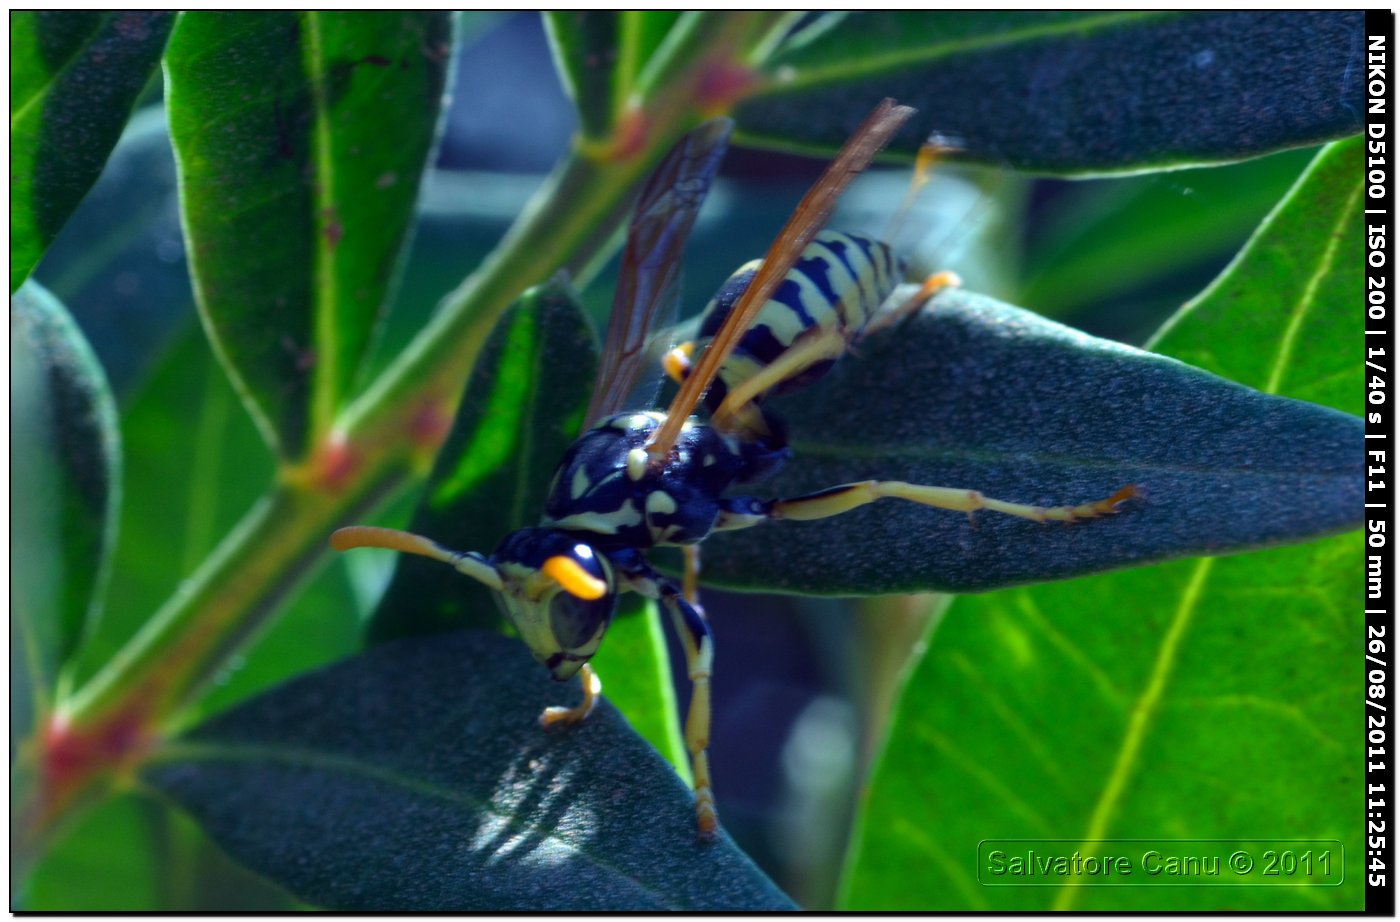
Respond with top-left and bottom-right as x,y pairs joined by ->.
331,99 -> 1135,839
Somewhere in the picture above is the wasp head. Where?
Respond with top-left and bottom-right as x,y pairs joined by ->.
491,528 -> 618,680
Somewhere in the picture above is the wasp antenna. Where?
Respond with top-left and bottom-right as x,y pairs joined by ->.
884,131 -> 964,244
543,555 -> 608,600
329,526 -> 502,591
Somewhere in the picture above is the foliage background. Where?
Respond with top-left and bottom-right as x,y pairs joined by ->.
12,11 -> 1365,910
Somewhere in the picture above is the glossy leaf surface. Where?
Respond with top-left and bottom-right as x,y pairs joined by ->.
11,282 -> 121,722
842,139 -> 1363,910
144,632 -> 794,910
164,12 -> 453,458
740,11 -> 1364,173
10,11 -> 174,292
697,289 -> 1361,595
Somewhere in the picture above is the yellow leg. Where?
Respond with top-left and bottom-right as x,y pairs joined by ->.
619,554 -> 720,839
661,592 -> 718,840
539,662 -> 602,727
772,480 -> 1139,524
676,544 -> 717,836
862,270 -> 962,336
711,326 -> 849,433
688,691 -> 717,839
682,544 -> 702,607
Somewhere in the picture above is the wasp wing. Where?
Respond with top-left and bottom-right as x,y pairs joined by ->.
646,99 -> 915,459
583,118 -> 733,428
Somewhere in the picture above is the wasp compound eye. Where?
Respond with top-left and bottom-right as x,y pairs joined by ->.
547,587 -> 617,651
541,545 -> 616,651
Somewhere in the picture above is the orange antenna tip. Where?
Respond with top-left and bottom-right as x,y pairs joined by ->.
543,555 -> 609,600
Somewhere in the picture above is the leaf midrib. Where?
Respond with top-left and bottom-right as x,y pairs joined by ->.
790,438 -> 1358,479
304,10 -> 342,445
1049,557 -> 1213,911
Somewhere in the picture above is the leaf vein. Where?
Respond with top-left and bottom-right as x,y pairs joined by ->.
1263,176 -> 1363,396
303,11 -> 343,443
1051,557 -> 1213,911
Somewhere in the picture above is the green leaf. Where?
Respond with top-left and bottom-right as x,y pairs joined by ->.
544,12 -> 685,142
738,11 -> 1364,173
366,281 -> 599,642
143,632 -> 794,910
1150,138 -> 1364,413
66,323 -> 270,688
10,11 -> 175,293
588,596 -> 690,783
61,316 -> 364,723
841,136 -> 1364,911
543,12 -> 621,141
24,791 -> 302,910
164,12 -> 454,459
1019,147 -> 1317,321
11,281 -> 121,727
29,106 -> 195,398
696,289 -> 1361,595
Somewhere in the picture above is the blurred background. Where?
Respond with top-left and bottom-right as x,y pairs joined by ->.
25,12 -> 1319,909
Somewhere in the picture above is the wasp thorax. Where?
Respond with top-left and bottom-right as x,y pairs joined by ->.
491,528 -> 618,680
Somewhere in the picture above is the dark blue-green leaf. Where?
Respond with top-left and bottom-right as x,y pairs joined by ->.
366,281 -> 598,643
165,12 -> 454,458
739,11 -> 1364,173
11,281 -> 121,730
10,11 -> 174,292
143,632 -> 794,911
696,290 -> 1361,594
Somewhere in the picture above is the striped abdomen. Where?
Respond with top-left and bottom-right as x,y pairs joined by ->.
694,230 -> 906,412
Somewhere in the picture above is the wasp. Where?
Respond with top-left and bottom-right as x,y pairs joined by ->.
331,99 -> 1136,840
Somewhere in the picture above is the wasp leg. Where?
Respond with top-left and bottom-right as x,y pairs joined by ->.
716,481 -> 1139,530
539,662 -> 602,727
617,556 -> 719,841
682,544 -> 702,607
711,326 -> 849,435
862,270 -> 962,337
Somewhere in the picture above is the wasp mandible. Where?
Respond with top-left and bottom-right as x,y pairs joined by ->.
332,99 -> 1136,840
